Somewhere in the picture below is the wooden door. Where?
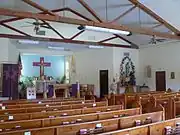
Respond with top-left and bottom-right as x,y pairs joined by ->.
156,71 -> 166,91
99,70 -> 108,98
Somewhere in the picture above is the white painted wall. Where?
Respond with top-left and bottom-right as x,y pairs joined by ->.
73,47 -> 114,97
74,47 -> 139,96
0,38 -> 9,63
0,38 -> 19,64
8,40 -> 19,63
139,41 -> 180,91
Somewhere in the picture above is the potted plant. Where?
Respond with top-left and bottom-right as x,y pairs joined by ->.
60,75 -> 66,84
18,81 -> 27,99
19,76 -> 35,99
24,77 -> 35,88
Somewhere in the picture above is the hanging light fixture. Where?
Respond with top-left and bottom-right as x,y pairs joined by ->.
78,25 -> 131,35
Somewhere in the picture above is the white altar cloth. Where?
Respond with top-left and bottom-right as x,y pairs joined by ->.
35,80 -> 56,93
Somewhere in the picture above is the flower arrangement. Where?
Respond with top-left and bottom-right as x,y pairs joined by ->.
119,56 -> 136,87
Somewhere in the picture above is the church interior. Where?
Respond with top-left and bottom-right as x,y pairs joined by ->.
0,0 -> 180,134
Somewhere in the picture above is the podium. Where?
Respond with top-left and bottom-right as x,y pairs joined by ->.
54,84 -> 70,98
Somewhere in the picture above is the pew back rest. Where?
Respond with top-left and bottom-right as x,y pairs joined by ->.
1,98 -> 85,105
119,111 -> 163,129
0,107 -> 136,130
82,105 -> 123,114
0,101 -> 107,115
98,108 -> 141,120
5,100 -> 95,109
99,125 -> 149,135
57,118 -> 119,134
0,105 -> 123,122
149,119 -> 175,135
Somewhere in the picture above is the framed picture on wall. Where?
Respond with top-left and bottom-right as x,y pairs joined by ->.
170,72 -> 175,79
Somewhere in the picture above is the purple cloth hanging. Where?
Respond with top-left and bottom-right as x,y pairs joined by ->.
72,84 -> 78,97
2,64 -> 19,100
48,85 -> 54,98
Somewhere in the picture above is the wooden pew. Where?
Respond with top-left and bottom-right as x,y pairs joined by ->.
152,92 -> 180,98
0,105 -> 123,122
0,111 -> 163,135
0,101 -> 108,115
100,120 -> 173,135
106,94 -> 139,109
0,108 -> 141,132
119,111 -> 163,129
107,91 -> 167,109
150,93 -> 180,119
135,95 -> 152,113
101,115 -> 180,135
136,92 -> 180,119
3,100 -> 95,109
172,99 -> 180,118
0,112 -> 162,135
1,98 -> 86,105
99,125 -> 149,135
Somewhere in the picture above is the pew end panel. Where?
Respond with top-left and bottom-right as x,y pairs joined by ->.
175,101 -> 180,118
99,124 -> 149,135
149,120 -> 175,135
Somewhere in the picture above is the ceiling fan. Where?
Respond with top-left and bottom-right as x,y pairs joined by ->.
148,35 -> 167,44
21,19 -> 51,32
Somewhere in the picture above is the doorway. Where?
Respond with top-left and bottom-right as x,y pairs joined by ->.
156,71 -> 166,91
99,70 -> 108,98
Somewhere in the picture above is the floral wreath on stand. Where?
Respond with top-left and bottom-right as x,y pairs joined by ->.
119,56 -> 136,87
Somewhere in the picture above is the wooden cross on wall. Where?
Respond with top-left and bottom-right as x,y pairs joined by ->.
33,57 -> 51,80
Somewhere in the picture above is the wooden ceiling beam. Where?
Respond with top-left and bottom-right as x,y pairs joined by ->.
0,23 -> 31,36
77,0 -> 102,22
77,0 -> 139,47
0,7 -> 90,40
21,0 -> 55,16
0,7 -> 91,24
51,8 -> 68,13
129,0 -> 180,35
41,20 -> 65,39
98,36 -> 118,43
66,8 -> 93,21
0,17 -> 24,24
110,6 -> 136,23
70,30 -> 85,40
0,34 -> 134,49
0,8 -> 67,24
152,23 -> 163,29
21,0 -> 65,39
0,8 -> 180,40
115,34 -> 139,49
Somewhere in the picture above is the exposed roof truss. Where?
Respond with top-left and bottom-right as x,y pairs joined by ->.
0,0 -> 179,49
